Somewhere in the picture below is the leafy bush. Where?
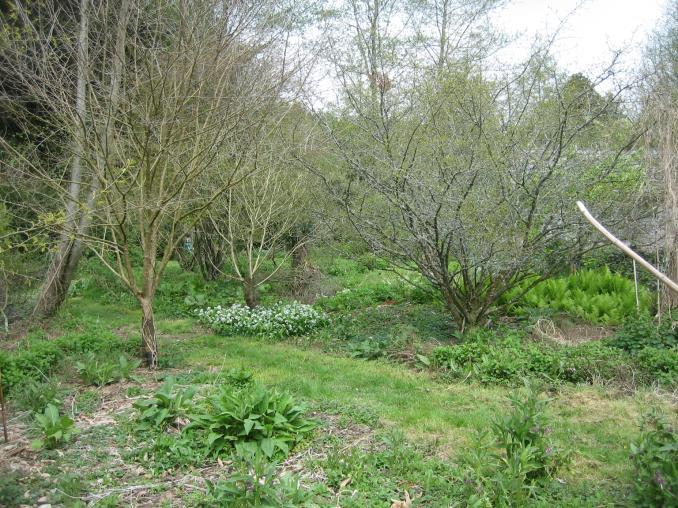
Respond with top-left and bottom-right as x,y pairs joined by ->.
134,432 -> 209,472
12,377 -> 64,413
205,450 -> 311,507
224,366 -> 254,388
636,347 -> 678,386
428,333 -> 635,386
463,385 -> 569,505
76,353 -> 141,387
609,315 -> 677,354
348,338 -> 389,360
188,385 -> 317,459
32,404 -> 77,450
197,302 -> 329,340
133,378 -> 196,430
432,342 -> 490,368
0,329 -> 133,394
493,387 -> 568,480
506,268 -> 651,324
116,355 -> 142,381
76,354 -> 119,387
630,411 -> 677,507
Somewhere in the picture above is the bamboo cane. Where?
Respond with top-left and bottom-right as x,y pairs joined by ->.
577,201 -> 678,293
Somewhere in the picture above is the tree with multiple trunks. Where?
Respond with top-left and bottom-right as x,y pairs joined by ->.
1,0 -> 308,366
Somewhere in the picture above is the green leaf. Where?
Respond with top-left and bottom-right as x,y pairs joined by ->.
260,437 -> 275,458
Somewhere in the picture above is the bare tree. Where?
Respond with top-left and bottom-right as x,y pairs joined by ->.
643,4 -> 678,312
2,0 -> 307,366
206,140 -> 310,308
316,0 -> 645,328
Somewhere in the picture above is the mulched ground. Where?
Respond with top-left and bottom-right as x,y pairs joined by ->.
0,372 -> 378,507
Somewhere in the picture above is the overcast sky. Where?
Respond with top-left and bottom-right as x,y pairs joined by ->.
308,0 -> 670,105
492,0 -> 669,75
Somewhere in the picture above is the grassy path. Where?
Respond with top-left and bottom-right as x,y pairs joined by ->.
180,333 -> 672,487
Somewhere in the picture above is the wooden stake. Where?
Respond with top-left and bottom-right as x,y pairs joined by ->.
0,369 -> 8,443
633,259 -> 640,311
577,201 -> 678,294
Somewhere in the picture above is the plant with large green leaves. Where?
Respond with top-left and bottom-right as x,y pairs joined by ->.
32,404 -> 77,450
133,378 -> 196,430
188,384 -> 316,459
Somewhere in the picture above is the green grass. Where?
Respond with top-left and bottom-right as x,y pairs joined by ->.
4,258 -> 676,506
181,333 -> 670,490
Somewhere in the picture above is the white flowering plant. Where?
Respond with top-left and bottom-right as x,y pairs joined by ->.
196,302 -> 329,340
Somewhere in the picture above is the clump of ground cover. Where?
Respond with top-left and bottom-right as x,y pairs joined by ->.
197,302 -> 329,339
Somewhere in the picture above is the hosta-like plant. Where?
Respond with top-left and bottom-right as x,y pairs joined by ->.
76,353 -> 118,387
133,378 -> 196,430
188,385 -> 316,459
76,353 -> 141,386
32,404 -> 77,450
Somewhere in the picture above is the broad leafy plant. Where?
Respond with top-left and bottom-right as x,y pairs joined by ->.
133,378 -> 196,430
205,449 -> 311,507
630,410 -> 677,507
76,353 -> 141,387
188,384 -> 316,459
609,314 -> 677,354
75,353 -> 118,387
13,377 -> 63,413
463,384 -> 569,505
32,404 -> 77,450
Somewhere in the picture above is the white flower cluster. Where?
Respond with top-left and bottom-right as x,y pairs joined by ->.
196,302 -> 329,339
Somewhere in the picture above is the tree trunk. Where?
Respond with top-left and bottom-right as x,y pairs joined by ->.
243,278 -> 259,308
33,0 -> 89,318
292,243 -> 308,271
33,239 -> 83,317
661,102 -> 677,311
140,297 -> 158,369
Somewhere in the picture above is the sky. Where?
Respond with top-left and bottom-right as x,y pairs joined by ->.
307,0 -> 671,105
492,0 -> 670,76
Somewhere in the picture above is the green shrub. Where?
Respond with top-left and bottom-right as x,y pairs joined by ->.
356,253 -> 390,271
224,366 -> 254,388
630,411 -> 677,507
431,342 -> 490,368
428,333 -> 635,386
188,384 -> 316,459
474,348 -> 524,384
0,330 -> 133,394
559,341 -> 631,384
116,354 -> 142,381
134,432 -> 208,472
325,257 -> 367,276
609,315 -> 677,354
133,378 -> 196,430
636,347 -> 678,386
348,338 -> 389,360
205,450 -> 311,507
0,340 -> 63,393
32,404 -> 77,450
12,377 -> 64,413
76,353 -> 119,387
507,268 -> 651,324
463,385 -> 569,505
